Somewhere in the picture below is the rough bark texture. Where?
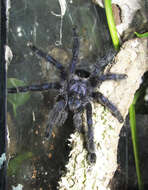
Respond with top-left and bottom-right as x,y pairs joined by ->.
58,38 -> 148,190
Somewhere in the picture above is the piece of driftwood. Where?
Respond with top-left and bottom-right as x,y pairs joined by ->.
59,38 -> 148,190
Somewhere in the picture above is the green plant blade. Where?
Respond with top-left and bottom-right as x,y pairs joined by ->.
7,78 -> 31,116
104,0 -> 120,51
7,152 -> 33,176
134,32 -> 148,38
129,91 -> 143,190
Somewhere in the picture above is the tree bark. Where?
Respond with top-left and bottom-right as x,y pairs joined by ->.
59,38 -> 148,190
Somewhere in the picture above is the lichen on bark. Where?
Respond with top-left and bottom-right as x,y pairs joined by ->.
59,38 -> 148,190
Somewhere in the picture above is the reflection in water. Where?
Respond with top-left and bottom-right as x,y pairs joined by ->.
7,0 -> 112,189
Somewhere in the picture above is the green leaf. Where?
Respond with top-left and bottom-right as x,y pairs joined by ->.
7,152 -> 33,176
104,0 -> 120,51
129,90 -> 144,190
7,78 -> 31,116
134,31 -> 148,38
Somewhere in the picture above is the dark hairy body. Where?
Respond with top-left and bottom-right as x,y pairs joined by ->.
8,28 -> 127,163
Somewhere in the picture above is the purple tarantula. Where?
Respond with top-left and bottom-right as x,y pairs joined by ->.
8,27 -> 127,163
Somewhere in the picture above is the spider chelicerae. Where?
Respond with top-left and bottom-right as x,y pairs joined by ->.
8,27 -> 127,163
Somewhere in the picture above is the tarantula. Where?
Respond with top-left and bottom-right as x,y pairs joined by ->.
8,27 -> 127,163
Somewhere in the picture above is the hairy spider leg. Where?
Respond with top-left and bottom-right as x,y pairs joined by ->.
69,27 -> 79,74
73,105 -> 96,163
73,112 -> 83,132
45,100 -> 68,139
86,103 -> 96,163
91,49 -> 116,77
98,73 -> 127,81
92,92 -> 124,123
27,43 -> 66,79
89,73 -> 127,87
8,82 -> 61,93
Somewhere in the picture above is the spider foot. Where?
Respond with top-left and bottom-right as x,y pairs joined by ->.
99,73 -> 127,81
87,153 -> 96,164
44,125 -> 53,140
